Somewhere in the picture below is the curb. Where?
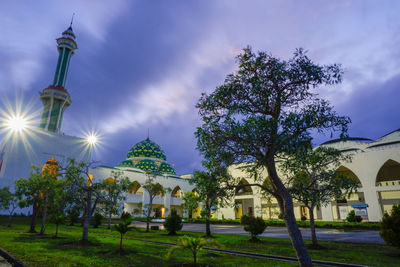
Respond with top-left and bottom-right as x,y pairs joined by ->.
0,247 -> 28,267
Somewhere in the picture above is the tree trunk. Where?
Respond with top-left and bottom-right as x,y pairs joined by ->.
29,203 -> 38,233
193,250 -> 197,265
146,198 -> 153,232
267,157 -> 312,267
40,194 -> 48,235
205,201 -> 211,237
120,233 -> 123,251
8,213 -> 12,227
108,212 -> 112,229
82,190 -> 92,242
55,224 -> 59,238
309,206 -> 317,247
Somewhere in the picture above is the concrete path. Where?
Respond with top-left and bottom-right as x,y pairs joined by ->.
0,256 -> 11,267
132,221 -> 384,244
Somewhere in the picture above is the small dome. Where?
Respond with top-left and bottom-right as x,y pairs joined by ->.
135,159 -> 159,173
127,138 -> 167,161
159,162 -> 176,175
117,160 -> 134,167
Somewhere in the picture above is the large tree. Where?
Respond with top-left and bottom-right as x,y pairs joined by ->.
182,191 -> 200,219
142,173 -> 166,232
62,159 -> 106,243
15,166 -> 46,233
191,160 -> 235,237
101,171 -> 131,229
281,146 -> 358,247
195,47 -> 350,266
0,186 -> 18,227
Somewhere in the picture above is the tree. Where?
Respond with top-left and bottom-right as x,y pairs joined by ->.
182,191 -> 200,219
346,210 -> 362,223
191,161 -> 234,237
14,166 -> 46,233
101,172 -> 131,229
0,186 -> 18,227
380,204 -> 400,249
62,159 -> 106,243
195,47 -> 349,266
52,214 -> 65,238
142,173 -> 166,232
167,235 -> 220,265
164,208 -> 183,235
241,215 -> 267,242
281,146 -> 358,247
112,217 -> 134,253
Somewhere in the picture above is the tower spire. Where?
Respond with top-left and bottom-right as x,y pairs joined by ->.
39,23 -> 78,133
70,13 -> 75,27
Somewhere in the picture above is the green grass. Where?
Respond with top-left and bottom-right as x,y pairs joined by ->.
0,216 -> 399,266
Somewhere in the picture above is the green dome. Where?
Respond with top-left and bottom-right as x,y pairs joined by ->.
117,160 -> 134,167
159,162 -> 176,175
127,138 -> 167,161
134,159 -> 159,173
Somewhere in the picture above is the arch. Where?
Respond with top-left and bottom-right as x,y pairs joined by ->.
171,186 -> 183,198
376,159 -> 400,186
335,166 -> 362,186
129,181 -> 143,195
236,178 -> 253,195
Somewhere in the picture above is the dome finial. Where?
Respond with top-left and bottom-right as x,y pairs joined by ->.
70,13 -> 75,28
147,128 -> 150,140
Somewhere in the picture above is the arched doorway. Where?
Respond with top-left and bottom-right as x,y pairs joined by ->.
235,178 -> 254,219
333,166 -> 366,220
376,159 -> 400,215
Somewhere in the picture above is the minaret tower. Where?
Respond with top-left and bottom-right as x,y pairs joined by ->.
39,24 -> 77,132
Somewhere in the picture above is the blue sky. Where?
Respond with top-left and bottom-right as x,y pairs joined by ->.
0,1 -> 399,174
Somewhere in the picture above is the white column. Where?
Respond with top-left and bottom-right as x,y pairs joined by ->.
363,188 -> 381,222
164,194 -> 171,218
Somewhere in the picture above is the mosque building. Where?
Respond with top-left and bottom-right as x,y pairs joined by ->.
0,25 -> 398,222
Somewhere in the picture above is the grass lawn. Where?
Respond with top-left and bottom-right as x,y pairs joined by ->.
0,216 -> 399,266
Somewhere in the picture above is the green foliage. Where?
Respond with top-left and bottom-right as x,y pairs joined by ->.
278,213 -> 283,220
92,212 -> 104,228
163,209 -> 183,235
167,235 -> 221,264
346,210 -> 362,223
112,217 -> 134,251
181,191 -> 200,219
241,215 -> 267,241
67,208 -> 80,226
120,211 -> 132,221
380,204 -> 400,248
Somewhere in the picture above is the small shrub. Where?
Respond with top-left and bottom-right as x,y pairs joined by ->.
241,215 -> 267,242
346,210 -> 362,223
120,211 -> 132,221
380,204 -> 400,249
301,215 -> 307,221
163,209 -> 183,235
278,213 -> 283,219
91,212 -> 103,228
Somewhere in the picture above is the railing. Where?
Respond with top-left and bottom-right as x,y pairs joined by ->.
125,194 -> 143,203
171,197 -> 183,206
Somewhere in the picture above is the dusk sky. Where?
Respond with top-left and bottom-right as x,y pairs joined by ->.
0,1 -> 399,174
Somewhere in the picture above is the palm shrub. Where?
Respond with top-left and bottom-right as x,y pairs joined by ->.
163,209 -> 183,235
241,215 -> 267,242
167,235 -> 220,265
346,210 -> 362,223
120,211 -> 132,221
380,204 -> 400,249
112,218 -> 134,253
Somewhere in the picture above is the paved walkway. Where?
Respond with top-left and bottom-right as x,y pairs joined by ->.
132,221 -> 384,244
0,256 -> 11,267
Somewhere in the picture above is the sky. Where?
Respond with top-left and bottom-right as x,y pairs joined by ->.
0,1 -> 399,174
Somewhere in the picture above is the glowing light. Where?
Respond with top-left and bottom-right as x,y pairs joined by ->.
87,133 -> 98,145
5,114 -> 28,133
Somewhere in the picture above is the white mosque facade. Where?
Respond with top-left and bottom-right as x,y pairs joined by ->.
0,25 -> 399,222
